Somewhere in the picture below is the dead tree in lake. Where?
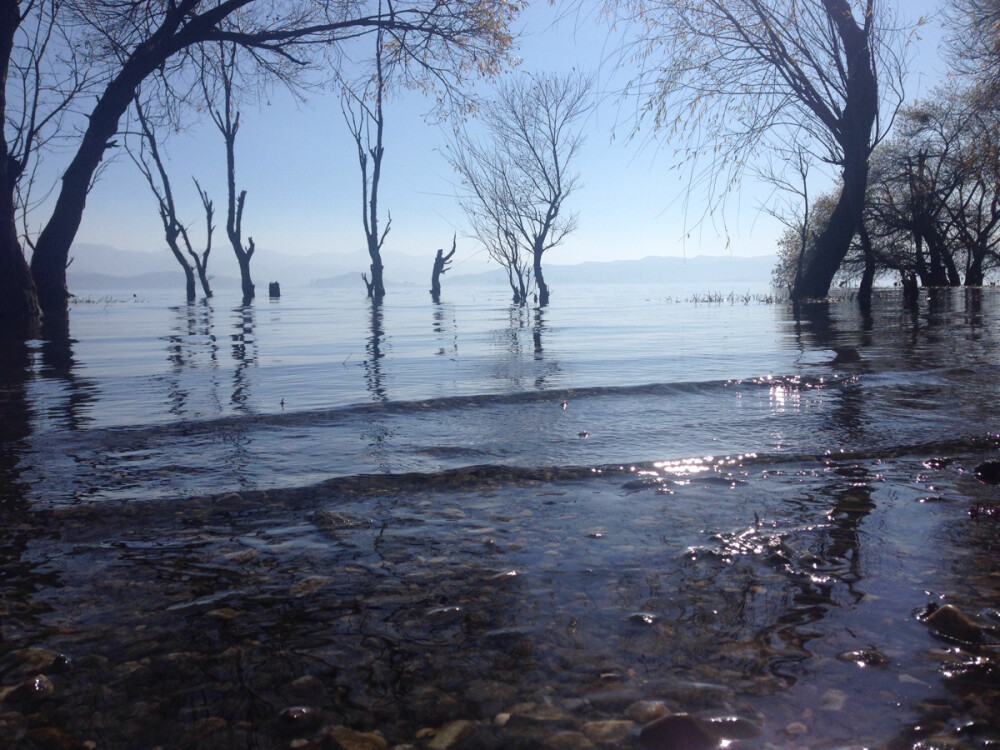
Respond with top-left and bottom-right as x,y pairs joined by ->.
203,42 -> 255,304
430,234 -> 457,301
344,17 -> 390,301
446,71 -> 591,306
127,94 -> 214,301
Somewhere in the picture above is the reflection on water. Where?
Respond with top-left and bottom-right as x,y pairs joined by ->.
230,303 -> 257,412
431,300 -> 457,358
1,286 -> 999,747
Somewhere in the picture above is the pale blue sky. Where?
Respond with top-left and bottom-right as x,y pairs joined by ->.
71,1 -> 948,275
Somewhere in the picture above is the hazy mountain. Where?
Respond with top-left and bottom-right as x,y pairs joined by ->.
449,254 -> 777,287
66,242 -> 484,290
65,243 -> 777,291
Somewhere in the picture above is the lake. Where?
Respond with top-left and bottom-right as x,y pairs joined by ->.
1,282 -> 999,749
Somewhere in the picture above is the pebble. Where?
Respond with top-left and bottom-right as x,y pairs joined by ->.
582,719 -> 635,743
545,731 -> 595,749
785,721 -> 809,736
925,604 -> 983,644
279,705 -> 323,729
319,725 -> 388,750
426,720 -> 475,750
625,700 -> 670,724
638,713 -> 716,749
821,689 -> 848,711
1,675 -> 54,705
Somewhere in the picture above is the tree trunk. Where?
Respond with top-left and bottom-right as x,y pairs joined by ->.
966,250 -> 985,286
0,2 -> 40,337
792,0 -> 878,301
534,249 -> 549,307
165,232 -> 196,302
858,222 -> 875,311
0,163 -> 40,337
237,250 -> 254,304
367,252 -> 385,301
0,210 -> 40,339
29,0 -> 248,316
794,158 -> 869,300
31,58 -> 160,313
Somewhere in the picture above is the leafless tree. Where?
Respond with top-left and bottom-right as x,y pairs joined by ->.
126,93 -> 214,301
1,0 -> 523,332
199,41 -> 256,303
342,15 -> 391,301
447,71 -> 591,306
430,233 -> 457,301
605,0 -> 911,302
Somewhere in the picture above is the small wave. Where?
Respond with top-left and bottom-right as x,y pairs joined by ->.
42,433 -> 1000,517
36,372 -> 852,444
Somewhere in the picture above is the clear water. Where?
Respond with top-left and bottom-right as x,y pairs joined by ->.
1,283 -> 999,748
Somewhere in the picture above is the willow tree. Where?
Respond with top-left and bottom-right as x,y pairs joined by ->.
607,0 -> 908,302
949,0 -> 1000,98
447,71 -> 591,306
1,0 -> 524,332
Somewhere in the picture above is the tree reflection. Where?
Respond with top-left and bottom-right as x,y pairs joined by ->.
38,311 -> 97,430
364,298 -> 387,404
363,298 -> 393,472
431,300 -> 457,358
0,336 -> 32,508
230,303 -> 256,412
163,300 -> 220,416
489,304 -> 559,391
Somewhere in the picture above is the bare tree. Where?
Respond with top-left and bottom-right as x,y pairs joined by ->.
948,0 -> 1000,99
201,41 -> 255,303
2,0 -> 523,330
342,16 -> 391,301
606,0 -> 910,302
126,93 -> 214,301
430,233 -> 457,301
447,71 -> 591,306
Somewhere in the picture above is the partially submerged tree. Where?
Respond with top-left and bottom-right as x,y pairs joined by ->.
447,71 -> 591,306
201,42 -> 255,303
606,0 -> 909,302
342,18 -> 390,301
2,0 -> 523,331
126,94 -> 214,301
430,233 -> 457,301
844,87 -> 1000,287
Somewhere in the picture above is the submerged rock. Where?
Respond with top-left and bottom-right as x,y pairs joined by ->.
425,720 -> 476,750
974,460 -> 1000,484
638,713 -> 716,750
319,725 -> 388,749
279,705 -> 323,729
923,603 -> 983,644
1,674 -> 54,705
581,719 -> 635,744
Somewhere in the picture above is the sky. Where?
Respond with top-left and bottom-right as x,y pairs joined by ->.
68,0 -> 950,278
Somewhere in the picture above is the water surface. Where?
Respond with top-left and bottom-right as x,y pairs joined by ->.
1,284 -> 999,748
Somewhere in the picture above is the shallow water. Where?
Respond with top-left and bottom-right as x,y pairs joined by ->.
1,283 -> 999,748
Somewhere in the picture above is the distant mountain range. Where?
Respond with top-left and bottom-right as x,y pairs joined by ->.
65,242 -> 777,291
